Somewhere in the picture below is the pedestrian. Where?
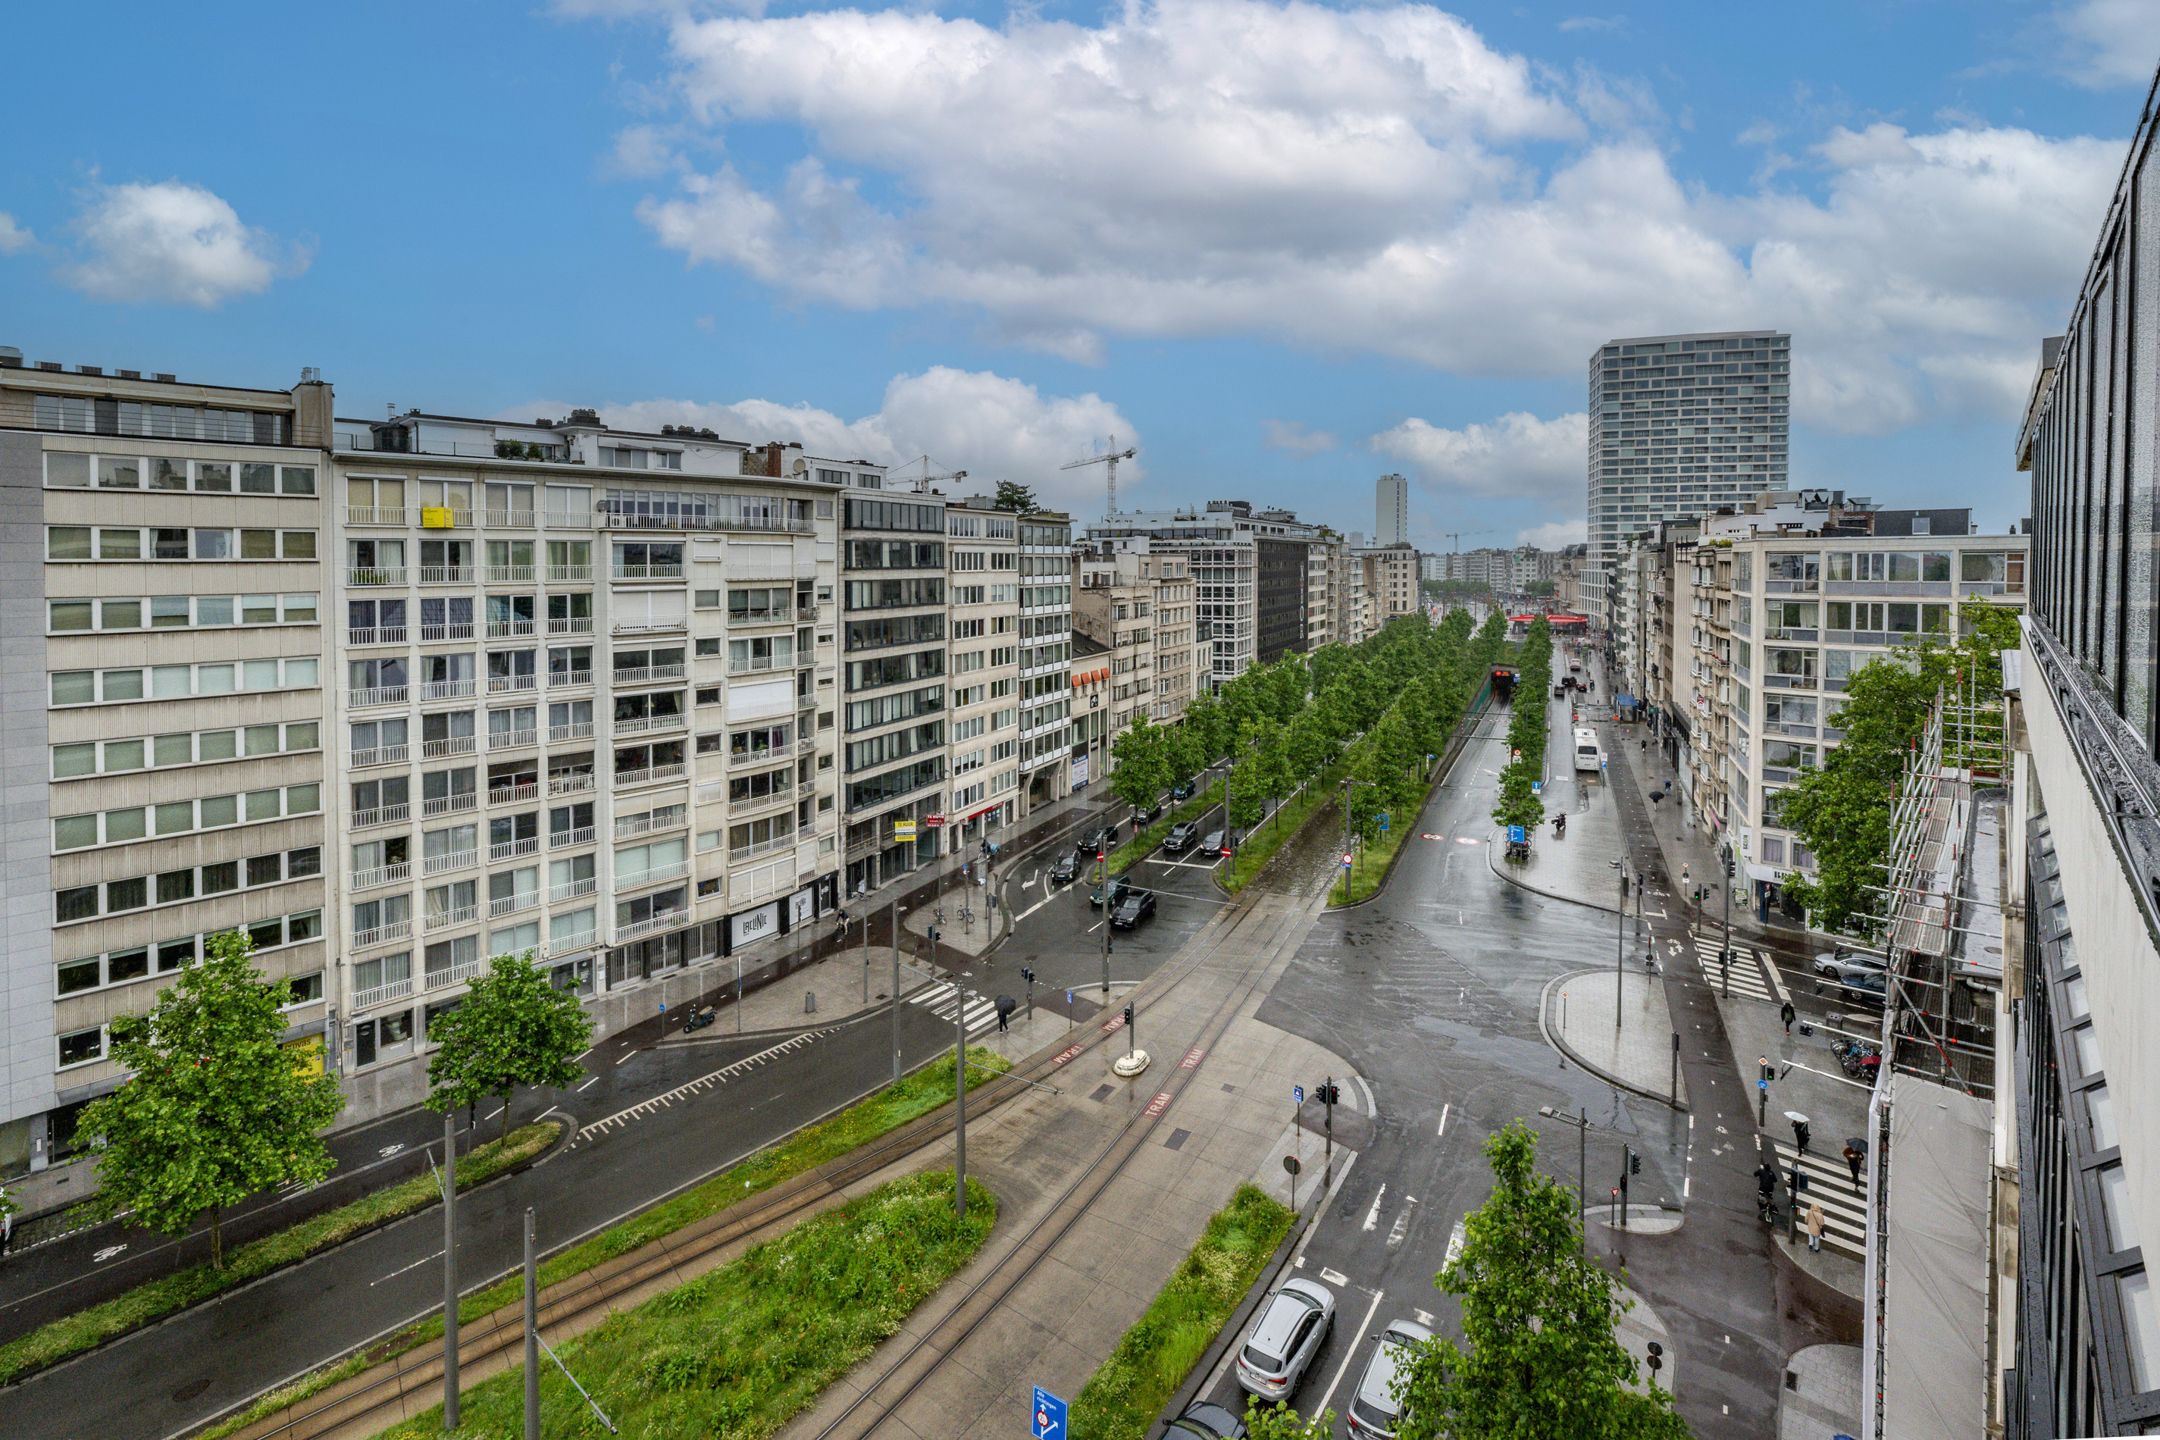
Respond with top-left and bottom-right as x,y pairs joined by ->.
1754,1159 -> 1779,1210
1792,1116 -> 1811,1158
1804,1202 -> 1825,1253
1843,1142 -> 1864,1189
1780,1001 -> 1796,1037
1,1197 -> 12,1258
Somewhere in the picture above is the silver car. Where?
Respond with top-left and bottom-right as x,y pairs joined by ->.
1813,947 -> 1885,986
1345,1318 -> 1433,1437
1234,1277 -> 1335,1401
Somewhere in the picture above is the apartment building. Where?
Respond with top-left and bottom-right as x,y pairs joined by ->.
1073,542 -> 1156,741
1017,512 -> 1074,810
1304,532 -> 1345,651
941,499 -> 1021,850
1352,543 -> 1421,636
1069,632 -> 1113,790
326,408 -> 848,1114
1374,472 -> 1409,548
1669,497 -> 2025,920
0,354 -> 334,1171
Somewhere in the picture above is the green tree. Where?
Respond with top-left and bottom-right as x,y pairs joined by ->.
1395,1121 -> 1689,1440
1778,656 -> 1932,930
990,480 -> 1039,513
1244,1400 -> 1337,1439
1111,714 -> 1171,813
1492,764 -> 1545,834
73,931 -> 345,1269
426,950 -> 593,1140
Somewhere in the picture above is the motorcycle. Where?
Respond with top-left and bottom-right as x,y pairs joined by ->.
682,1005 -> 717,1033
1552,813 -> 1566,838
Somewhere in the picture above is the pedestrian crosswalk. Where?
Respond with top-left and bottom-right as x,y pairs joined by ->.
908,980 -> 1003,1038
1687,931 -> 1775,1004
1770,1140 -> 1871,1260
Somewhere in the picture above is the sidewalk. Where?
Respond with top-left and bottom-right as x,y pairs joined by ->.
1540,968 -> 1690,1110
1778,1344 -> 1862,1440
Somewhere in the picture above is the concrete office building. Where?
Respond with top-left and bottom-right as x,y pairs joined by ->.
1587,330 -> 1791,624
2005,64 -> 2160,1434
1016,512 -> 1074,806
939,498 -> 1022,852
1374,472 -> 1409,548
1352,543 -> 1421,637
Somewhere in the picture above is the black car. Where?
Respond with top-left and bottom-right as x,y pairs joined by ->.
1133,800 -> 1163,826
1049,853 -> 1079,885
1170,778 -> 1197,801
1076,826 -> 1119,858
1090,875 -> 1132,910
1110,889 -> 1157,928
1165,1402 -> 1247,1439
1164,821 -> 1200,854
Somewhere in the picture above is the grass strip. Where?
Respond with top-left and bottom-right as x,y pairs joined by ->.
1108,780 -> 1224,876
372,1170 -> 997,1440
199,1047 -> 1012,1439
1221,765 -> 1344,894
1070,1184 -> 1295,1440
0,1121 -> 559,1387
1333,816 -> 1410,905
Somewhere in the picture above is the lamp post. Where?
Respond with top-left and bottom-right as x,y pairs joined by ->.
1721,841 -> 1736,993
1615,869 -> 1628,1030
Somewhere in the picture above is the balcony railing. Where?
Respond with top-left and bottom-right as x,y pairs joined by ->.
490,728 -> 538,750
547,721 -> 593,744
546,616 -> 594,635
352,803 -> 411,829
729,654 -> 795,675
544,930 -> 597,957
488,673 -> 538,695
347,505 -> 412,526
542,511 -> 587,529
489,891 -> 540,918
600,510 -> 812,535
424,847 -> 478,877
550,824 -> 595,849
352,918 -> 412,948
419,622 -> 475,642
612,618 -> 687,635
349,743 -> 410,769
731,833 -> 795,863
420,565 -> 475,585
353,976 -> 413,1008
349,567 -> 407,587
546,564 -> 592,583
347,626 -> 408,646
550,876 -> 599,903
615,762 -> 687,787
426,903 -> 479,930
480,510 -> 535,529
618,860 -> 689,889
611,563 -> 684,581
548,770 -> 595,795
351,862 -> 411,891
612,663 -> 687,686
612,712 -> 685,736
421,734 -> 476,758
422,792 -> 477,818
487,781 -> 539,806
486,618 -> 537,639
419,678 -> 477,701
797,736 -> 818,756
488,836 -> 539,863
612,909 -> 687,941
485,566 -> 536,585
348,685 -> 409,709
615,809 -> 687,839
425,954 -> 485,990
549,668 -> 593,688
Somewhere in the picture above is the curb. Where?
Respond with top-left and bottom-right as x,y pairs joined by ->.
1488,845 -> 1622,914
1535,972 -> 1689,1112
1326,694 -> 1495,911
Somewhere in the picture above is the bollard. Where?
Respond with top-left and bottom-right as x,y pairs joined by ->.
805,990 -> 816,1014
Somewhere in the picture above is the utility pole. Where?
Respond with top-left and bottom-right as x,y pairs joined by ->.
1722,842 -> 1736,997
1099,840 -> 1111,997
442,1109 -> 459,1432
954,968 -> 967,1220
890,890 -> 903,1085
522,1208 -> 539,1440
1615,869 -> 1628,1029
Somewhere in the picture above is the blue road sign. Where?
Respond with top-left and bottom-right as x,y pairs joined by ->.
1507,825 -> 1527,844
1032,1385 -> 1068,1440
1531,780 -> 1544,796
1378,813 -> 1390,832
1757,1077 -> 1770,1093
1294,1085 -> 1305,1105
1066,989 -> 1074,1006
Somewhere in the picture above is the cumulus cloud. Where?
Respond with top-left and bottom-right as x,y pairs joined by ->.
0,213 -> 32,255
1370,410 -> 1587,501
2053,0 -> 2160,88
594,0 -> 2119,437
514,367 -> 1139,512
1517,518 -> 1586,549
63,181 -> 301,307
1261,419 -> 1337,456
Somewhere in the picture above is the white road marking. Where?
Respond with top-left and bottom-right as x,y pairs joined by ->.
578,1029 -> 832,1140
1443,1218 -> 1467,1269
371,1248 -> 444,1287
93,1244 -> 128,1264
1361,1185 -> 1388,1232
614,1050 -> 635,1066
572,1048 -> 592,1063
576,1075 -> 598,1092
1387,1197 -> 1417,1248
1414,1308 -> 1435,1327
1437,1102 -> 1451,1138
1015,890 -> 1061,922
1318,1266 -> 1350,1286
378,1142 -> 406,1159
1313,1287 -> 1385,1421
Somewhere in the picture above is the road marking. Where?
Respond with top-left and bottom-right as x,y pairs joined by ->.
1015,889 -> 1061,922
1319,1266 -> 1350,1286
578,1029 -> 833,1140
1313,1286 -> 1385,1421
371,1248 -> 444,1287
1414,1308 -> 1435,1327
572,1048 -> 592,1063
1387,1197 -> 1417,1249
1437,1102 -> 1451,1138
1362,1184 -> 1388,1232
378,1142 -> 406,1159
614,1050 -> 636,1066
93,1244 -> 128,1264
576,1075 -> 598,1092
1443,1218 -> 1467,1269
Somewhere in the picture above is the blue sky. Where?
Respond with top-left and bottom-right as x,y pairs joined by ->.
2,1 -> 2151,548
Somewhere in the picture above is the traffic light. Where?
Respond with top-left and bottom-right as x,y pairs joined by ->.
1628,1151 -> 1642,1177
1315,1082 -> 1339,1107
1724,850 -> 1736,879
1122,1003 -> 1134,1029
1020,966 -> 1035,987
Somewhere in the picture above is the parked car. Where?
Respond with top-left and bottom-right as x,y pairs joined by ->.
1076,826 -> 1119,858
1133,800 -> 1163,826
1165,1402 -> 1247,1439
1836,969 -> 1888,1001
1049,853 -> 1079,885
1110,889 -> 1157,929
1235,1277 -> 1336,1401
1812,947 -> 1884,985
1164,821 -> 1200,854
1199,829 -> 1229,858
1171,778 -> 1197,801
1090,875 -> 1132,910
1345,1318 -> 1434,1437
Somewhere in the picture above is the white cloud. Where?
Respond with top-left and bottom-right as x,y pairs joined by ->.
1516,518 -> 1585,549
597,1 -> 2119,437
1261,419 -> 1337,456
63,181 -> 299,307
2054,0 -> 2160,88
0,213 -> 32,255
514,367 -> 1139,513
1369,410 -> 1587,501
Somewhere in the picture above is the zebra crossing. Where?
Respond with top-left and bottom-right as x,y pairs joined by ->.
908,980 -> 1003,1038
1770,1141 -> 1871,1259
1686,931 -> 1776,1003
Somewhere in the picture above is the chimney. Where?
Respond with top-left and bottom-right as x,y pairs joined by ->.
762,442 -> 786,477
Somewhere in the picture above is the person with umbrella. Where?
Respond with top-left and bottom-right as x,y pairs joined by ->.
1790,1112 -> 1812,1159
1843,1137 -> 1868,1189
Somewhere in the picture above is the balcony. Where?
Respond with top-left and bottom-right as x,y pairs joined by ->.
425,953 -> 486,991
348,685 -> 409,709
423,847 -> 477,875
611,617 -> 687,636
615,762 -> 687,787
486,618 -> 537,639
797,736 -> 819,756
546,564 -> 593,583
351,862 -> 411,891
547,721 -> 594,744
489,836 -> 540,863
349,567 -> 408,587
426,903 -> 479,931
421,734 -> 477,759
549,668 -> 593,689
543,511 -> 588,529
797,780 -> 819,800
352,803 -> 411,829
419,678 -> 478,702
480,510 -> 535,529
548,770 -> 595,796
490,727 -> 538,751
347,505 -> 412,527
732,833 -> 797,863
612,712 -> 686,737
420,565 -> 475,586
347,626 -> 409,647
485,565 -> 536,585
352,918 -> 412,948
349,743 -> 410,769
489,890 -> 540,918
550,876 -> 598,903
611,563 -> 684,581
488,673 -> 538,696
353,976 -> 413,1008
546,616 -> 594,636
601,509 -> 811,536
1765,627 -> 1820,643
550,824 -> 595,850
612,909 -> 687,942
422,793 -> 477,818
614,809 -> 686,840
612,663 -> 687,687
487,781 -> 539,806
619,860 -> 689,890
419,622 -> 476,642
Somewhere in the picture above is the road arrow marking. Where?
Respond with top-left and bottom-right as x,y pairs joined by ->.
1362,1185 -> 1388,1232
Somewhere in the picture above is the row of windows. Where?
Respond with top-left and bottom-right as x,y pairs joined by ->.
43,450 -> 313,493
48,592 -> 317,634
53,720 -> 320,781
51,656 -> 319,707
48,525 -> 317,562
55,910 -> 325,1004
843,497 -> 943,533
57,845 -> 322,926
54,782 -> 323,853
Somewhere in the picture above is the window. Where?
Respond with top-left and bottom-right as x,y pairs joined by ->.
58,1027 -> 104,1069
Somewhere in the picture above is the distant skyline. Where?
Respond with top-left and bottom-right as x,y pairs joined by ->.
2,2 -> 2150,549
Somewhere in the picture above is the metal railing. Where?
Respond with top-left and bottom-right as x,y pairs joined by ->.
425,954 -> 485,990
352,918 -> 412,948
421,734 -> 476,758
423,848 -> 477,876
348,567 -> 407,587
353,976 -> 413,1008
614,808 -> 687,839
421,793 -> 477,818
728,654 -> 795,675
549,667 -> 592,687
489,891 -> 540,918
486,618 -> 537,639
487,781 -> 539,805
480,510 -> 536,529
420,565 -> 475,585
547,721 -> 594,743
730,833 -> 795,862
615,762 -> 687,786
618,860 -> 689,889
546,564 -> 592,583
484,565 -> 536,584
550,876 -> 598,903
488,836 -> 539,863
612,712 -> 685,736
610,563 -> 684,581
548,771 -> 595,796
550,824 -> 595,849
352,803 -> 411,829
346,505 -> 412,526
350,862 -> 411,890
418,678 -> 477,701
419,622 -> 475,642
612,909 -> 687,941
425,903 -> 479,930
490,728 -> 538,750
488,673 -> 538,695
348,743 -> 410,768
347,626 -> 409,646
348,685 -> 409,709
612,663 -> 687,685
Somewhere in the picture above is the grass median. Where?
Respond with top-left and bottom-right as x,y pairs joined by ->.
0,1120 -> 560,1387
1108,779 -> 1223,876
375,1169 -> 995,1440
200,1047 -> 1012,1439
1221,767 -> 1344,893
1070,1184 -> 1295,1440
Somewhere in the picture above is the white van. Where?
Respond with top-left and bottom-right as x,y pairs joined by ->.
1573,727 -> 1602,774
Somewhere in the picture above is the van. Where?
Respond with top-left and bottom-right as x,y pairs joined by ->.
1572,727 -> 1602,774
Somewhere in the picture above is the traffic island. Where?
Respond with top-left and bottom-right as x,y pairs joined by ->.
1112,1050 -> 1151,1077
1539,969 -> 1691,1111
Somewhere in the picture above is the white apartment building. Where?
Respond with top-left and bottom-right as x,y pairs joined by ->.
1587,331 -> 1791,624
1017,512 -> 1074,807
941,499 -> 1022,849
1374,472 -> 1409,548
1352,543 -> 1421,637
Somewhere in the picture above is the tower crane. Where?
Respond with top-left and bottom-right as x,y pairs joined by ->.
1440,528 -> 1495,553
1061,436 -> 1136,521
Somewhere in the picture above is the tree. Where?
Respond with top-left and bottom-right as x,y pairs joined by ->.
1110,714 -> 1170,813
1492,764 -> 1545,834
1245,1400 -> 1336,1438
990,480 -> 1039,513
1395,1122 -> 1690,1440
426,950 -> 593,1141
73,931 -> 344,1269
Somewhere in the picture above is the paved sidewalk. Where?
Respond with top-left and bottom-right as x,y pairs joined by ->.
1777,1344 -> 1862,1440
1541,969 -> 1691,1110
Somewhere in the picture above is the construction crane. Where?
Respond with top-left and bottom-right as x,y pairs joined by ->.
889,455 -> 968,494
1062,435 -> 1137,520
1440,528 -> 1495,553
